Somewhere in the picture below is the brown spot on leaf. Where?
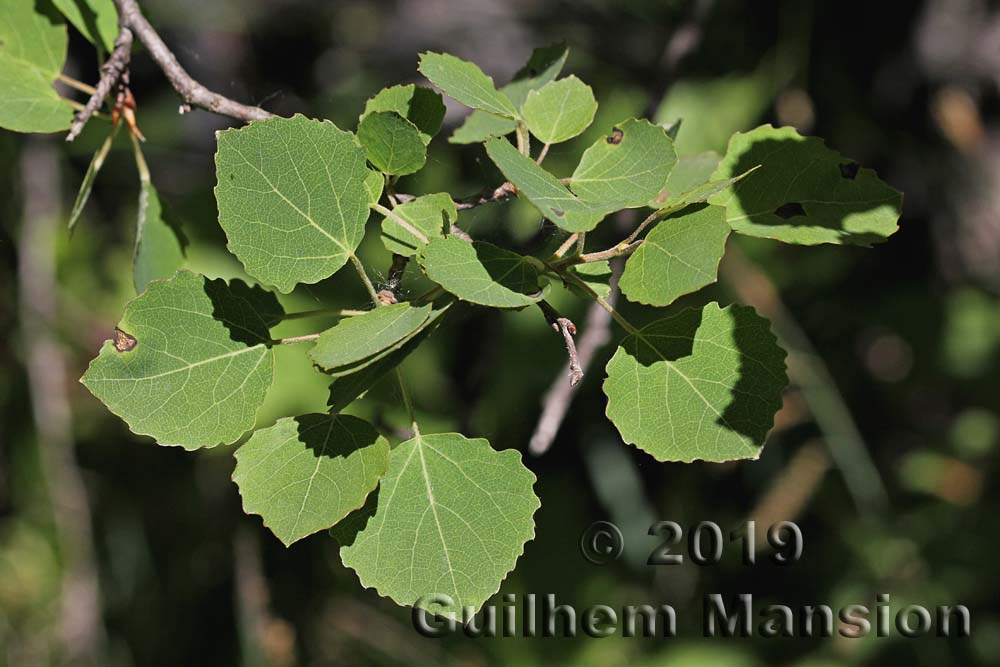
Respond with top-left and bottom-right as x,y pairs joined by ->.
839,162 -> 860,180
551,208 -> 565,217
607,127 -> 624,145
774,202 -> 806,219
113,327 -> 137,352
653,189 -> 671,206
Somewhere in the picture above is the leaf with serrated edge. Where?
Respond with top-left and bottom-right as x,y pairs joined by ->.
450,43 -> 568,144
418,52 -> 518,119
214,114 -> 370,293
620,204 -> 729,307
339,432 -> 539,615
380,193 -> 456,256
418,237 -> 546,308
309,303 -> 432,373
569,118 -> 677,209
362,85 -> 445,145
357,111 -> 427,176
604,303 -> 787,463
485,137 -> 608,232
709,124 -> 902,246
233,414 -> 389,546
81,270 -> 283,450
522,76 -> 597,144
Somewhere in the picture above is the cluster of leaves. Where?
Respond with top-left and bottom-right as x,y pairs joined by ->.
4,0 -> 903,617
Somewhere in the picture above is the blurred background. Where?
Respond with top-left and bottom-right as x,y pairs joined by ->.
2,0 -> 1000,664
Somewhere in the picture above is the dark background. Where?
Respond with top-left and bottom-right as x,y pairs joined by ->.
2,0 -> 999,665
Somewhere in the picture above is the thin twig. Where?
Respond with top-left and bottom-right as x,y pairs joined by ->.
280,307 -> 366,320
372,202 -> 429,245
272,333 -> 321,345
536,142 -> 551,164
58,73 -> 98,95
529,262 -> 622,455
538,301 -> 583,386
453,181 -> 516,210
66,24 -> 133,141
553,233 -> 580,258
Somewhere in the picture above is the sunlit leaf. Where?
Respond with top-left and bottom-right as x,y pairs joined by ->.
214,114 -> 370,292
233,414 -> 389,546
522,75 -> 597,144
52,0 -> 117,52
619,204 -> 730,306
362,84 -> 445,145
308,302 -> 433,374
133,178 -> 185,294
338,432 -> 539,615
380,193 -> 456,256
604,303 -> 787,462
357,111 -> 427,176
418,236 -> 547,308
418,52 -> 518,119
82,270 -> 283,450
709,124 -> 902,246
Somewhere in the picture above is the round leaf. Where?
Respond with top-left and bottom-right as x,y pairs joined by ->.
338,433 -> 539,615
233,414 -> 389,546
619,204 -> 730,306
380,193 -> 456,256
308,303 -> 433,374
418,52 -> 518,118
357,111 -> 428,176
214,114 -> 370,293
82,271 -> 283,450
522,75 -> 597,144
362,84 -> 445,144
604,303 -> 788,463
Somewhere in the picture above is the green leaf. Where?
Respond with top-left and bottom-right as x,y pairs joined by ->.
308,302 -> 433,374
51,0 -> 117,52
450,43 -> 568,144
0,0 -> 72,133
364,168 -> 384,206
214,114 -> 370,293
338,432 -> 539,615
619,204 -> 730,307
69,124 -> 121,230
568,261 -> 612,300
418,52 -> 518,119
484,136 -> 607,233
603,303 -> 787,463
82,270 -> 283,450
418,237 -> 547,308
233,414 -> 389,546
362,84 -> 445,145
133,178 -> 185,294
326,305 -> 450,412
709,124 -> 903,246
569,118 -> 677,209
357,111 -> 427,176
649,151 -> 720,208
522,75 -> 597,144
380,193 -> 456,256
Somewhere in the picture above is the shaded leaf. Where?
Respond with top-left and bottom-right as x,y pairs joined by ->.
339,432 -> 539,615
309,302 -> 433,374
649,151 -> 720,208
52,0 -> 116,52
709,124 -> 902,246
214,114 -> 370,293
418,237 -> 547,308
522,75 -> 597,144
568,261 -> 612,300
569,118 -> 677,209
603,303 -> 787,463
364,168 -> 384,206
69,123 -> 121,230
133,177 -> 185,294
82,270 -> 283,450
418,52 -> 517,119
233,414 -> 389,546
362,84 -> 445,145
619,204 -> 730,306
380,193 -> 456,256
484,136 -> 608,232
357,111 -> 427,176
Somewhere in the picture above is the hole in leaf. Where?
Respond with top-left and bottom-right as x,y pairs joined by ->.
113,327 -> 137,352
607,127 -> 624,145
774,202 -> 806,219
839,162 -> 860,180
